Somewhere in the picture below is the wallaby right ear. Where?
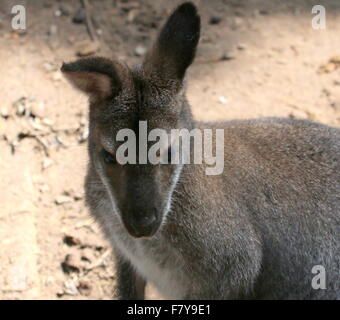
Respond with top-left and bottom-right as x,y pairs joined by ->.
61,57 -> 123,100
144,2 -> 201,82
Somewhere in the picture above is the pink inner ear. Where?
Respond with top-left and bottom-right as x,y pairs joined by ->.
63,71 -> 112,99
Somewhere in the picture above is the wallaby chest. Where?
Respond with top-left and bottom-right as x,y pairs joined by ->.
99,201 -> 189,299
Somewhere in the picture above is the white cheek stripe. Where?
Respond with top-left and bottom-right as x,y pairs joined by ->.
163,164 -> 183,218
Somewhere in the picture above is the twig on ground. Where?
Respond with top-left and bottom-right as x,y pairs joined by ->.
85,249 -> 111,272
81,0 -> 98,42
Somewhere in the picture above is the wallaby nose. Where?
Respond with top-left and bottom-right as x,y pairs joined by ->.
128,213 -> 159,238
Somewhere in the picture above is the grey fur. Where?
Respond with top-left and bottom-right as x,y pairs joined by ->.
63,2 -> 339,299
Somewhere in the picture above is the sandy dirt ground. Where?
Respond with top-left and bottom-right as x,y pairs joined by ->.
0,0 -> 339,299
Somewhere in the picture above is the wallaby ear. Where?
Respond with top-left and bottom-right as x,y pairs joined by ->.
61,57 -> 122,100
144,2 -> 200,81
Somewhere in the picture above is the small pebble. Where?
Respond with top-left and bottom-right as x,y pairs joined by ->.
221,52 -> 235,61
63,280 -> 79,296
14,97 -> 28,117
218,96 -> 228,105
79,126 -> 89,143
134,45 -> 147,57
1,107 -> 9,119
42,118 -> 54,126
55,195 -> 73,205
43,61 -> 58,73
30,101 -> 45,118
54,9 -> 62,17
52,71 -> 63,82
42,158 -> 54,170
76,40 -> 98,57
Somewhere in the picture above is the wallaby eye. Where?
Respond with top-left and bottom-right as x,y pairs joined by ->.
102,149 -> 116,165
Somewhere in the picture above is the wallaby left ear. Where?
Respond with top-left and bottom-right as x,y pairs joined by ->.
61,57 -> 123,100
144,2 -> 201,81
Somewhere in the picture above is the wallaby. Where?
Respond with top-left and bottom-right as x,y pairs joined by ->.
62,2 -> 339,299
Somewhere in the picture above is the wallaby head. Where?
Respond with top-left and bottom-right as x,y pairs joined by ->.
61,2 -> 201,238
